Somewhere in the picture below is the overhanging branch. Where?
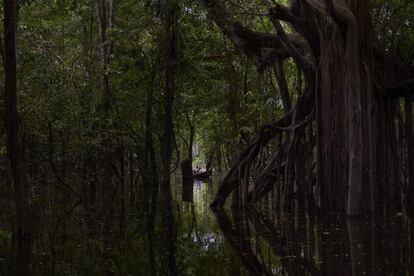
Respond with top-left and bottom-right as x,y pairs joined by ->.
202,0 -> 310,69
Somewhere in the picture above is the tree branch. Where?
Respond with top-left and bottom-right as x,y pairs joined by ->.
210,86 -> 315,210
270,18 -> 315,81
269,4 -> 320,56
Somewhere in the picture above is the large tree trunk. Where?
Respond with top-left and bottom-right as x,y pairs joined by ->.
316,0 -> 363,214
203,0 -> 405,216
317,0 -> 400,215
3,1 -> 31,275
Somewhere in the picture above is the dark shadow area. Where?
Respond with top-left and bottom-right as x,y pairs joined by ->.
213,207 -> 414,275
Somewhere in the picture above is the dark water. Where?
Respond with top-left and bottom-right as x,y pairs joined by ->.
174,179 -> 249,275
177,178 -> 414,275
1,177 -> 414,275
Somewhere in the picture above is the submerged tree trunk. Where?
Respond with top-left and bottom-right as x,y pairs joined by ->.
316,0 -> 363,214
3,1 -> 31,275
316,0 -> 399,215
181,115 -> 194,202
181,159 -> 193,202
160,0 -> 178,274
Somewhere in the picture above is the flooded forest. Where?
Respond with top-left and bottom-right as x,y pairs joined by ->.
1,0 -> 414,275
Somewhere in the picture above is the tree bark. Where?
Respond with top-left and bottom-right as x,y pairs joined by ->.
143,60 -> 159,276
161,0 -> 178,274
96,0 -> 114,274
181,159 -> 193,202
203,0 -> 402,216
3,1 -> 31,275
405,97 -> 414,210
274,59 -> 292,113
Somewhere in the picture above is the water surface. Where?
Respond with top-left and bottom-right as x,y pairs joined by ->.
178,178 -> 414,275
1,177 -> 413,275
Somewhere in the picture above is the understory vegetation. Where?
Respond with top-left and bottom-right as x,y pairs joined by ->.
0,0 -> 413,275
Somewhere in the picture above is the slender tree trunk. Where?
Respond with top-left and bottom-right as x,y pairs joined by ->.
274,59 -> 292,113
187,115 -> 194,162
181,115 -> 194,202
161,0 -> 178,274
3,1 -> 31,275
143,61 -> 159,275
410,216 -> 414,274
128,154 -> 135,209
96,0 -> 114,274
405,97 -> 414,210
118,139 -> 126,241
148,129 -> 159,276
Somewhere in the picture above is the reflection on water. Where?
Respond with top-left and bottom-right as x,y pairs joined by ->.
175,177 -> 248,275
2,177 -> 413,275
177,177 -> 414,275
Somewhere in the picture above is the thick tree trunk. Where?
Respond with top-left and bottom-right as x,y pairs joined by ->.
3,1 -> 31,275
317,3 -> 355,213
203,0 -> 402,216
317,0 -> 399,215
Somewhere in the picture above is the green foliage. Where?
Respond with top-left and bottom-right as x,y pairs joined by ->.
0,0 -> 413,274
372,0 -> 414,60
0,228 -> 11,242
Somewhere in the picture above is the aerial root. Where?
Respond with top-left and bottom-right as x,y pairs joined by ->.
210,87 -> 315,210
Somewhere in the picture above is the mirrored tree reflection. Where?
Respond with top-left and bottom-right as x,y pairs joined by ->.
213,208 -> 414,276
